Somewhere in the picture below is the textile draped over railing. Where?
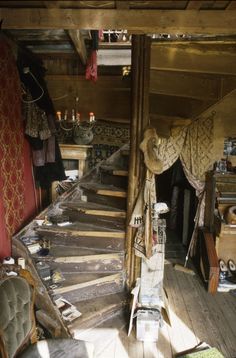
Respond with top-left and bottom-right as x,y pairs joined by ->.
130,169 -> 156,259
130,112 -> 217,259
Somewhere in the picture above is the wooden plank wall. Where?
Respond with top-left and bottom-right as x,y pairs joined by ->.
46,74 -> 130,122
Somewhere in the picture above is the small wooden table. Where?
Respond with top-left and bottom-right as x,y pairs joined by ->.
59,144 -> 92,179
51,144 -> 92,201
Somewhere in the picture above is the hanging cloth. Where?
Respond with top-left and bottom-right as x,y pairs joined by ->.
86,50 -> 98,83
24,89 -> 51,141
85,30 -> 99,83
130,169 -> 156,259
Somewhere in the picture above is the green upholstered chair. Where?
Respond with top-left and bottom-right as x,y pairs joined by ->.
0,265 -> 94,358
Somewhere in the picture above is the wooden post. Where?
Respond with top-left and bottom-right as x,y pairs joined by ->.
126,35 -> 151,289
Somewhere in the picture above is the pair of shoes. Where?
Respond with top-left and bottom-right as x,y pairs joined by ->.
219,259 -> 228,281
227,259 -> 236,284
219,259 -> 236,283
228,259 -> 236,277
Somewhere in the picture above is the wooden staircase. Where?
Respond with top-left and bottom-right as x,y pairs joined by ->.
12,145 -> 130,348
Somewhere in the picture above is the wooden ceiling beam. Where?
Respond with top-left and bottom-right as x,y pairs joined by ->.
116,1 -> 130,9
43,1 -> 61,9
1,9 -> 236,34
43,2 -> 88,66
151,44 -> 236,75
226,1 -> 236,10
186,1 -> 203,10
68,30 -> 87,65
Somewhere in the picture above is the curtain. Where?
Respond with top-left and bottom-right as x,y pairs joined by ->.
130,111 -> 218,259
0,37 -> 37,259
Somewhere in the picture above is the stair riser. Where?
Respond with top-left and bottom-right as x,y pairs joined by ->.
83,190 -> 127,210
41,236 -> 125,252
100,172 -> 128,189
120,155 -> 129,169
49,257 -> 124,273
59,279 -> 124,304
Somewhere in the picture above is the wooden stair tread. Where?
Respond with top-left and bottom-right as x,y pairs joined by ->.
59,212 -> 125,228
100,165 -> 128,177
80,183 -> 127,198
120,148 -> 129,156
42,252 -> 124,263
61,272 -> 118,285
51,272 -> 123,290
68,293 -> 128,334
36,222 -> 125,239
52,272 -> 123,295
33,246 -> 123,259
38,236 -> 125,253
60,201 -> 126,218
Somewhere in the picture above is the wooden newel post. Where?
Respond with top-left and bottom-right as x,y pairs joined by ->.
126,35 -> 151,289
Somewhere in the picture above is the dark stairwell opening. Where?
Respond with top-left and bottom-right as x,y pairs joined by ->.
156,159 -> 198,262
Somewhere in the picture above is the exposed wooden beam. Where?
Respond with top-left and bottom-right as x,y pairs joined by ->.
150,70 -> 221,101
151,43 -> 236,75
116,1 -> 130,9
226,1 -> 236,10
186,1 -> 203,10
43,1 -> 60,9
68,30 -> 87,65
44,2 -> 88,68
1,9 -> 236,34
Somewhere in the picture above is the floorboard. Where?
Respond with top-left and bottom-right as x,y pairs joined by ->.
90,262 -> 236,358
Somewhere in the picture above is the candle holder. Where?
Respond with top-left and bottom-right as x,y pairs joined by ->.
56,109 -> 96,145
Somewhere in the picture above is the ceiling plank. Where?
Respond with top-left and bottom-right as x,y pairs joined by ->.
151,43 -> 236,75
1,9 -> 236,34
150,69 -> 221,101
68,30 -> 87,65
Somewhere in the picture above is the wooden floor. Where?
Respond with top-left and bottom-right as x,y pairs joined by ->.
92,262 -> 236,358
